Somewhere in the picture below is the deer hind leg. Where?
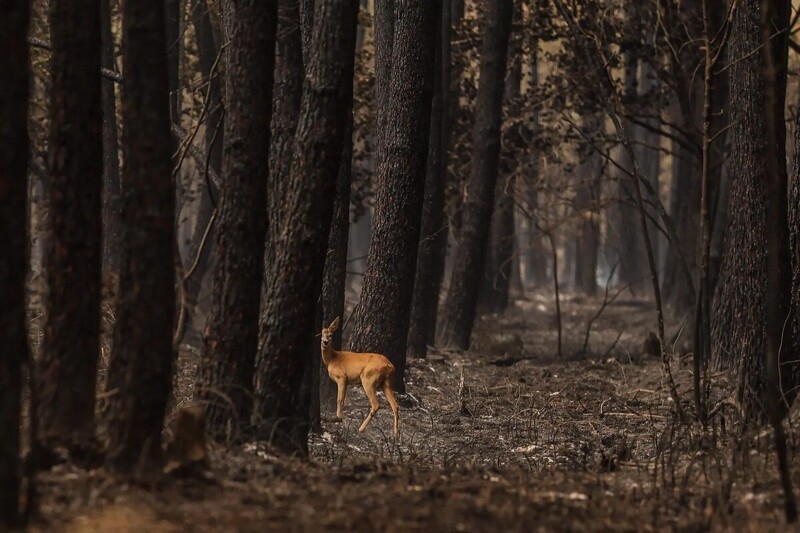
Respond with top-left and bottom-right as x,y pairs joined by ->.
382,381 -> 400,436
358,380 -> 381,433
335,378 -> 348,419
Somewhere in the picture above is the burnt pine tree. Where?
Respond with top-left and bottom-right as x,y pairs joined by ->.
100,0 -> 122,276
254,0 -> 358,454
712,0 -> 795,420
479,8 -> 523,312
264,0 -> 304,272
105,0 -> 176,471
348,0 -> 439,391
319,0 -> 360,406
438,0 -> 514,350
407,0 -> 452,359
176,0 -> 224,346
762,0 -> 798,521
573,115 -> 602,296
0,0 -> 29,524
197,0 -> 278,437
38,0 -> 104,454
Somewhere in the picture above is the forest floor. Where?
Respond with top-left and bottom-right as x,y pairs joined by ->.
27,290 -> 800,532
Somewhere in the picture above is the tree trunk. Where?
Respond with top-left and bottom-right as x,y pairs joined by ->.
348,0 -> 438,392
479,14 -> 521,312
320,82 -> 356,408
573,115 -> 602,296
264,0 -> 304,272
615,48 -> 649,294
193,0 -> 224,177
254,0 -> 358,454
712,0 -> 794,420
100,0 -> 122,277
407,0 -> 451,359
0,0 -> 29,524
105,0 -> 177,472
660,0 -> 704,312
636,59 -> 661,267
372,0 -> 394,170
180,0 -> 224,346
196,0 -> 278,438
38,0 -> 103,453
524,37 -> 547,287
166,0 -> 181,127
438,0 -> 513,350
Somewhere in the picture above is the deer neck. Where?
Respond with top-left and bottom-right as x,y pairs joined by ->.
321,343 -> 335,367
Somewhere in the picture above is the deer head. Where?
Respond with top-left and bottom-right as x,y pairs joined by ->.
321,317 -> 340,349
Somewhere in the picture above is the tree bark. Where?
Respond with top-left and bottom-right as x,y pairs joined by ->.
407,0 -> 451,359
197,0 -> 278,438
105,0 -> 177,472
615,46 -> 649,294
712,0 -> 794,420
524,37 -> 547,287
100,0 -> 122,277
38,0 -> 104,453
573,116 -> 602,296
661,108 -> 700,310
438,0 -> 513,350
166,0 -> 181,128
181,0 -> 224,345
479,11 -> 521,312
348,0 -> 438,392
264,0 -> 304,272
254,0 -> 358,454
372,0 -> 395,170
319,78 -> 357,406
0,0 -> 29,524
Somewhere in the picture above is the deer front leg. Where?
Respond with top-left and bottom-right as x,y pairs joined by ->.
335,377 -> 347,419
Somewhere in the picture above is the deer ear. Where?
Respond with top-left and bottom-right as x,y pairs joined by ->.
329,317 -> 340,332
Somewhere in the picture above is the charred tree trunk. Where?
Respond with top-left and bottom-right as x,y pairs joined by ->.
712,0 -> 795,420
0,0 -> 29,524
479,16 -> 521,312
438,0 -> 513,350
573,116 -> 602,296
197,0 -> 277,438
407,0 -> 451,359
105,0 -> 177,472
193,0 -> 224,177
762,0 -> 798,520
166,0 -> 181,128
320,75 -> 357,407
101,0 -> 122,277
615,49 -> 649,294
38,0 -> 104,453
660,0 -> 703,312
636,59 -> 661,268
524,37 -> 547,287
264,0 -> 304,271
254,0 -> 358,454
348,0 -> 438,392
181,0 -> 224,346
372,0 -> 394,169
662,114 -> 700,311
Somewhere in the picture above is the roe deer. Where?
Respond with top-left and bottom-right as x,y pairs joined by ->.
320,317 -> 399,435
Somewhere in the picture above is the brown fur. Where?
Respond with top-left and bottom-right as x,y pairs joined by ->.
320,317 -> 399,435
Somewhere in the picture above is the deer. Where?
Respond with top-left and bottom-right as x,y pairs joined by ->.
320,317 -> 399,436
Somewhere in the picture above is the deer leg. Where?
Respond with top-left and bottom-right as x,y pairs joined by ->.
358,380 -> 381,433
382,381 -> 400,436
336,378 -> 347,419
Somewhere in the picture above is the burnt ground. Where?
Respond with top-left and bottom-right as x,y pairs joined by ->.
26,292 -> 800,532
